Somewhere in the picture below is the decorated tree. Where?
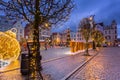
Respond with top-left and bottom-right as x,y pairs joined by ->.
79,18 -> 91,56
92,30 -> 105,47
0,0 -> 73,79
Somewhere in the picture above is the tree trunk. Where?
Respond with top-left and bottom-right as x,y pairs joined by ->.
93,40 -> 96,50
28,0 -> 43,80
84,41 -> 90,56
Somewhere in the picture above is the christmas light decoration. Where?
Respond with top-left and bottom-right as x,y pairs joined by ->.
0,30 -> 20,63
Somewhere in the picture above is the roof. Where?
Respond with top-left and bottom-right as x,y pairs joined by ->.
95,22 -> 104,26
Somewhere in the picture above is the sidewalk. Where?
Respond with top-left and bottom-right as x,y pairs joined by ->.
22,47 -> 70,61
42,50 -> 98,80
0,49 -> 98,80
0,60 -> 20,73
0,47 -> 70,73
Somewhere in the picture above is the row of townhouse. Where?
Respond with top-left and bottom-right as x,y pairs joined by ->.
71,20 -> 117,46
0,15 -> 118,46
51,29 -> 70,46
0,15 -> 51,43
52,20 -> 117,46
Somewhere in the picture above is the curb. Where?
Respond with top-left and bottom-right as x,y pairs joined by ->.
61,50 -> 99,80
0,68 -> 20,74
41,56 -> 68,63
41,50 -> 86,63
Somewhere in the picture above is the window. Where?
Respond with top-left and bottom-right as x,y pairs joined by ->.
79,35 -> 81,37
115,30 -> 117,34
109,36 -> 111,39
109,30 -> 111,34
105,31 -> 107,34
5,20 -> 8,23
105,36 -> 107,39
20,29 -> 22,33
20,35 -> 22,38
115,35 -> 117,39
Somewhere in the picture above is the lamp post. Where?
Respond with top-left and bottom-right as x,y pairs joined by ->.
66,28 -> 71,47
89,15 -> 96,50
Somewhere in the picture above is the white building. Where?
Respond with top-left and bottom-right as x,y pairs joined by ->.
12,21 -> 24,41
70,31 -> 76,41
103,20 -> 117,46
0,16 -> 24,41
39,29 -> 51,42
70,23 -> 104,43
95,22 -> 104,33
70,26 -> 92,43
24,24 -> 51,42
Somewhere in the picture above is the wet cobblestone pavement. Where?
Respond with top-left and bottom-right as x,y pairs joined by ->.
68,47 -> 120,80
42,50 -> 96,80
41,47 -> 70,61
0,70 -> 25,80
0,48 -> 97,80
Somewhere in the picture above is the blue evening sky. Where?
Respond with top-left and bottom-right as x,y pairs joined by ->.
1,0 -> 120,37
53,0 -> 120,38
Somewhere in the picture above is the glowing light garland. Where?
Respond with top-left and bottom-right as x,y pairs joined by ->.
0,30 -> 20,63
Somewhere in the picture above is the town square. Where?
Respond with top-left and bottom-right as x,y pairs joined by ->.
0,0 -> 120,80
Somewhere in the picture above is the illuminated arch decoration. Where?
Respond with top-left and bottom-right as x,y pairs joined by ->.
0,30 -> 20,67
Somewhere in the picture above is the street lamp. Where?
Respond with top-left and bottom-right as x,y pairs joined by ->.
88,15 -> 96,49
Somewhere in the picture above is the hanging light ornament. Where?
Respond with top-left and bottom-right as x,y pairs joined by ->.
0,30 -> 20,65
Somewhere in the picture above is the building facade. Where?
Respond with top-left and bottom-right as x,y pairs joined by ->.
39,29 -> 51,42
24,23 -> 31,39
95,22 -> 104,33
12,21 -> 24,41
0,16 -> 24,41
51,28 -> 71,46
24,24 -> 51,42
70,31 -> 85,42
52,32 -> 61,46
103,20 -> 117,46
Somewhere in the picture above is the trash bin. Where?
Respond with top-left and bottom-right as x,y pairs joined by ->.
20,53 -> 29,75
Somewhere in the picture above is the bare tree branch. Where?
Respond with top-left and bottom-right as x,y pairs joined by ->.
0,0 -> 74,28
0,0 -> 74,79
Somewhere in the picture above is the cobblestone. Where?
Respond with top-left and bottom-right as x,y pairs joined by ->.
68,47 -> 120,80
42,50 -> 96,80
41,47 -> 70,61
0,70 -> 25,80
0,48 -> 96,80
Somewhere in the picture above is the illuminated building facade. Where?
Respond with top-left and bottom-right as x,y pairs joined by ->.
103,20 -> 117,46
12,21 -> 24,41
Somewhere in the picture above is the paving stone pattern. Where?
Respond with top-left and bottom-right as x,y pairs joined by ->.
42,50 -> 96,80
0,48 -> 96,80
68,47 -> 120,80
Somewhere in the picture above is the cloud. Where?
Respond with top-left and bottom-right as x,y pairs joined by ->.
95,0 -> 120,24
53,0 -> 120,37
